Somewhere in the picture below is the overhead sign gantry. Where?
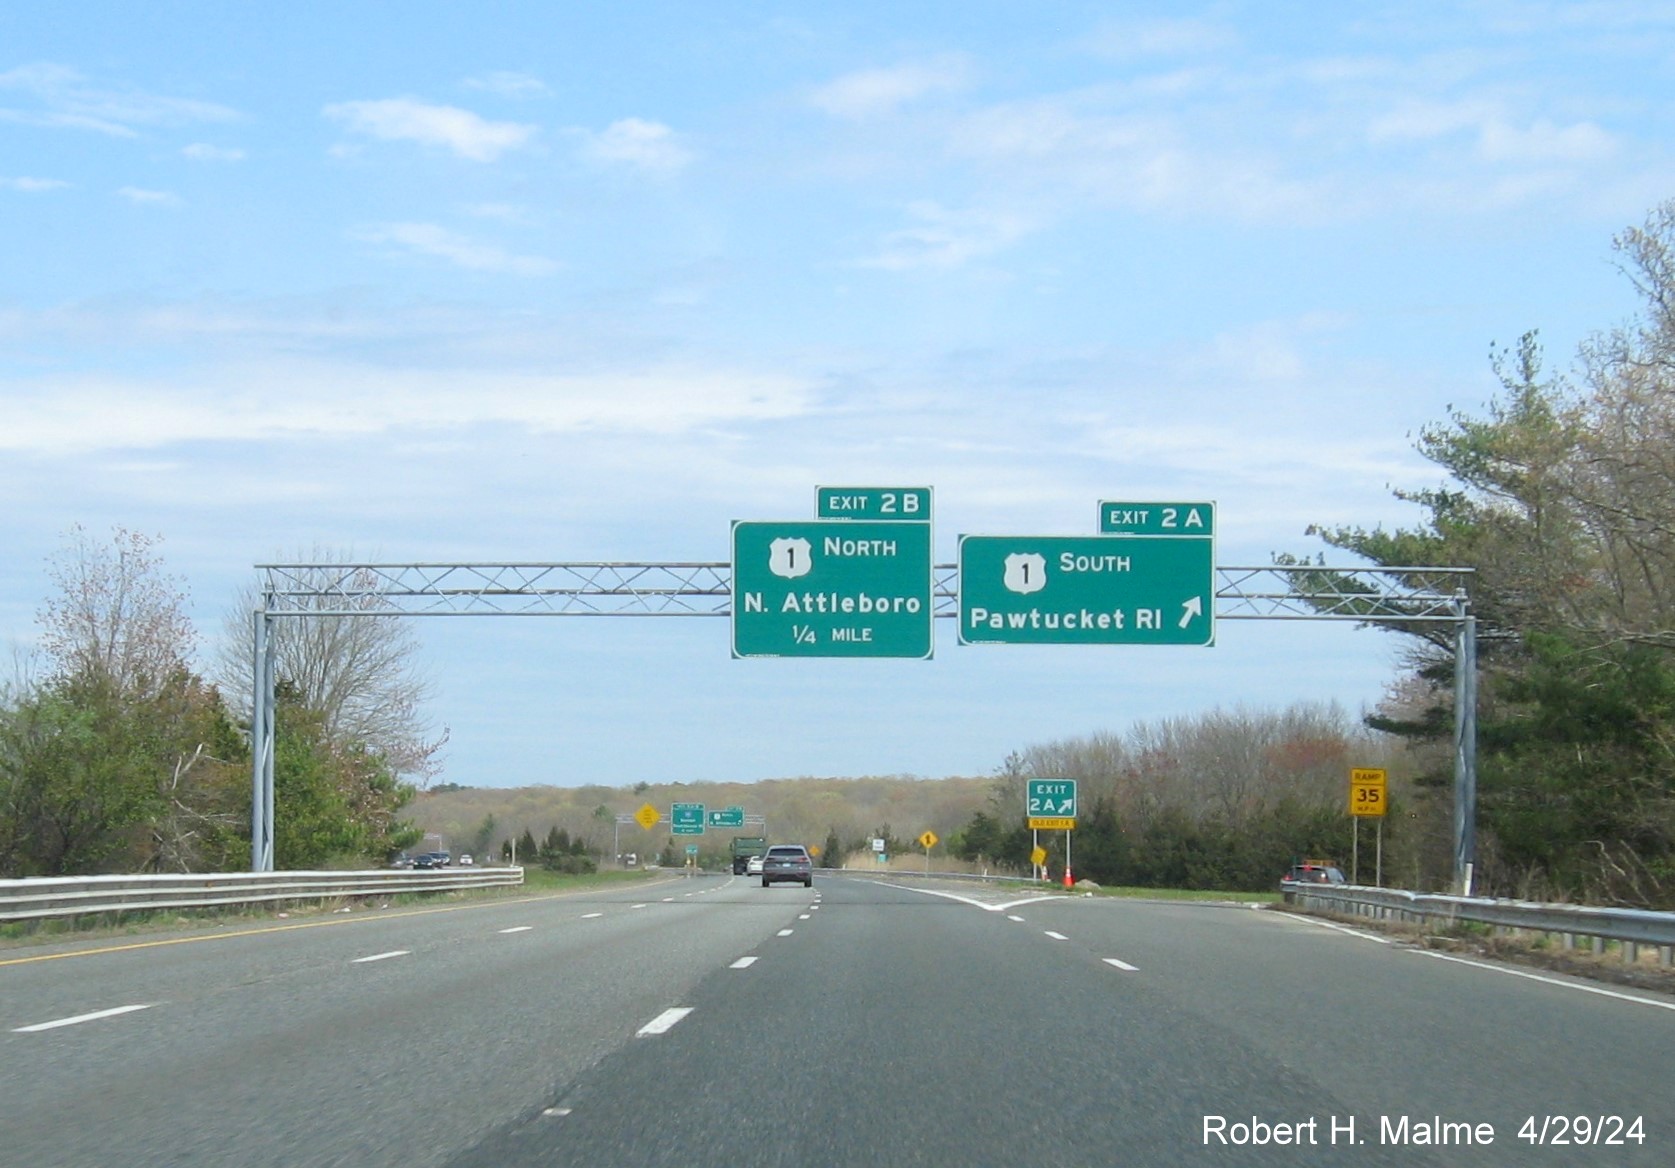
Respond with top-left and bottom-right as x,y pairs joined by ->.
251,492 -> 1477,891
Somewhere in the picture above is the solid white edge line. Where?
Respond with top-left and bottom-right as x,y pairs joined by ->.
352,950 -> 410,963
730,957 -> 758,968
1103,958 -> 1140,972
13,1003 -> 155,1033
636,1007 -> 694,1036
1044,931 -> 1069,941
1271,911 -> 1392,944
1411,949 -> 1675,1012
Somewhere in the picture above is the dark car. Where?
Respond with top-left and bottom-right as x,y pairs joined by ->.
413,851 -> 451,869
1283,862 -> 1346,885
760,844 -> 813,888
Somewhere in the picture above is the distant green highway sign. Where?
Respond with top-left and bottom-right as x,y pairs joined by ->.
958,533 -> 1214,646
708,806 -> 745,828
732,520 -> 933,658
672,803 -> 705,835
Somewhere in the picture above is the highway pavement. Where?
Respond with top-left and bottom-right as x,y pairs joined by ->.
3,872 -> 1671,1167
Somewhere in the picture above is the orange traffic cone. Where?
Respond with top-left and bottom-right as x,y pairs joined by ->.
1062,864 -> 1074,889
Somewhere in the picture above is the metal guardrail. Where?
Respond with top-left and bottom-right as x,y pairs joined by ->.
0,867 -> 525,923
1282,881 -> 1675,965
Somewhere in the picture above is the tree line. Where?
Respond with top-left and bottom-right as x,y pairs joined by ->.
947,705 -> 1394,891
0,530 -> 432,876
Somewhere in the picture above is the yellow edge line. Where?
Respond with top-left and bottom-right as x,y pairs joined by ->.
0,877 -> 683,969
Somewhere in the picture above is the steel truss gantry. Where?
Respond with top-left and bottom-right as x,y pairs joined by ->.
252,561 -> 1476,889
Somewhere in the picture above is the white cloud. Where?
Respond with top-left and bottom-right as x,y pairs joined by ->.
856,201 -> 1033,270
1,176 -> 68,192
0,359 -> 815,453
353,222 -> 557,276
463,71 -> 551,99
0,62 -> 238,137
1477,118 -> 1617,163
948,96 -> 1326,221
1369,97 -> 1618,163
810,56 -> 971,119
117,186 -> 181,207
323,97 -> 536,161
1083,17 -> 1238,58
576,118 -> 692,172
182,142 -> 245,162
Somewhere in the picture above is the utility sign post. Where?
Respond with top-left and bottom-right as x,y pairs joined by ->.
732,520 -> 933,658
958,529 -> 1214,646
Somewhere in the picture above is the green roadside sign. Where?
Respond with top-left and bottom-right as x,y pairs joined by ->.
958,533 -> 1214,646
1027,778 -> 1078,821
732,519 -> 933,658
708,806 -> 745,828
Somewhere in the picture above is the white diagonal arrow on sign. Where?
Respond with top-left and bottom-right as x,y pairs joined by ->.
1179,596 -> 1203,628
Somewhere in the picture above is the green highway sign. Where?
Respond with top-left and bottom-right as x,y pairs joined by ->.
1027,778 -> 1078,825
732,520 -> 933,658
816,486 -> 932,522
1099,500 -> 1215,537
672,803 -> 705,835
708,806 -> 745,828
958,533 -> 1214,646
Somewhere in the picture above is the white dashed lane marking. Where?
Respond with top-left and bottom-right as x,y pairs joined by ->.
13,1004 -> 155,1033
1103,958 -> 1140,972
730,957 -> 758,969
498,926 -> 533,934
352,950 -> 410,963
777,929 -> 794,937
636,1007 -> 693,1036
1044,931 -> 1069,941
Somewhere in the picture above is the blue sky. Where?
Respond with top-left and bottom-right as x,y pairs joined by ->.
3,2 -> 1672,787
